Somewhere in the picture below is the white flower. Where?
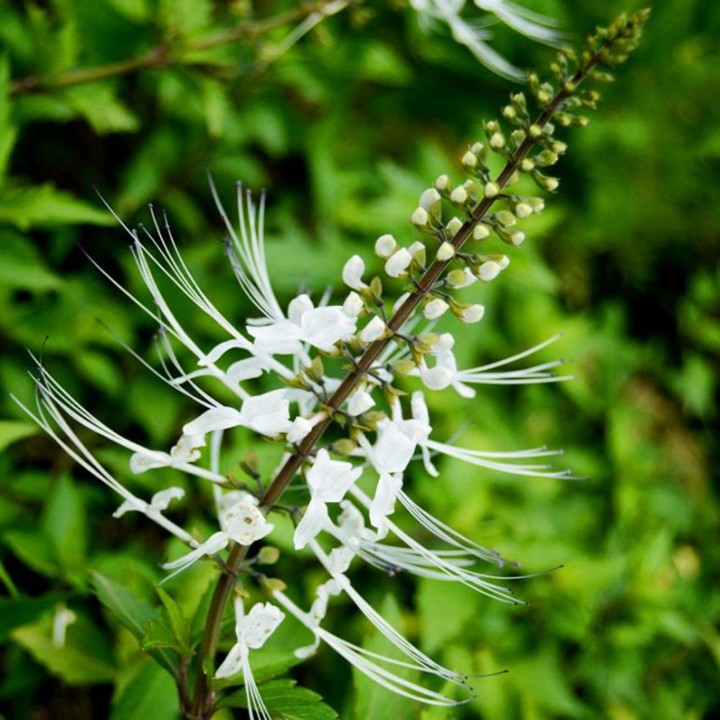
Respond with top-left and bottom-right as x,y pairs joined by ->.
214,598 -> 285,719
114,486 -> 185,518
129,433 -> 205,474
248,293 -> 357,354
162,500 -> 274,579
293,449 -> 363,549
183,389 -> 292,438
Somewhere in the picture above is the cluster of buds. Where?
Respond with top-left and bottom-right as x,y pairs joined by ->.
14,10 -> 649,719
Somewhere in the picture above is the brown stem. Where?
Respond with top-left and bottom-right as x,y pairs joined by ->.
9,3 -> 341,95
189,49 -> 606,720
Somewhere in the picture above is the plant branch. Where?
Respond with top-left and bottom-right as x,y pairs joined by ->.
9,2 -> 345,95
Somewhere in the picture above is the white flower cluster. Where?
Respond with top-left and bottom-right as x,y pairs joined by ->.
14,178 -> 572,715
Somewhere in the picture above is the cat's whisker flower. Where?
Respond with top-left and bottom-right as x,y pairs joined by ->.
14,12 -> 649,713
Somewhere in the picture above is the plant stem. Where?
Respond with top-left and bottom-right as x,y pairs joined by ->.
9,2 -> 343,95
189,48 -> 606,720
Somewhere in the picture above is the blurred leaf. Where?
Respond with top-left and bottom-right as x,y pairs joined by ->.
218,678 -> 339,719
42,475 -> 88,581
0,595 -> 63,642
63,83 -> 140,134
109,657 -> 179,720
0,230 -> 63,291
11,612 -> 116,684
0,184 -> 114,230
0,419 -> 39,452
91,571 -> 178,678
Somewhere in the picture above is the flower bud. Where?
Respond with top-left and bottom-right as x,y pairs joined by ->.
472,223 -> 491,241
384,248 -> 412,278
489,132 -> 505,150
343,291 -> 364,317
444,218 -> 462,239
436,241 -> 455,261
434,174 -> 452,192
360,315 -> 386,343
411,207 -> 429,228
419,188 -> 442,216
342,255 -> 367,289
461,151 -> 477,169
392,358 -> 417,376
494,210 -> 516,226
509,231 -> 525,246
447,268 -> 470,287
458,304 -> 485,324
374,233 -> 397,258
477,261 -> 503,282
423,298 -> 449,320
515,202 -> 533,219
484,181 -> 500,198
450,186 -> 468,205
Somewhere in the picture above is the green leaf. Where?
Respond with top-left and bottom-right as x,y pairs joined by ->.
91,571 -> 179,678
0,184 -> 114,230
42,475 -> 88,581
219,679 -> 339,719
416,578 -> 476,654
0,420 -> 39,452
0,55 -> 18,184
110,658 -> 179,720
11,612 -> 116,684
0,230 -> 63,291
2,527 -> 59,578
63,84 -> 140,134
0,595 -> 63,642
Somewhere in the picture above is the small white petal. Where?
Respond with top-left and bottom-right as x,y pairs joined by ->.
342,255 -> 367,290
374,233 -> 397,258
423,298 -> 449,320
223,501 -> 274,545
347,389 -> 375,416
343,291 -> 364,318
360,316 -> 386,343
384,248 -> 412,278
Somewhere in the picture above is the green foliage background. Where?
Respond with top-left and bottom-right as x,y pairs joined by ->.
0,1 -> 718,718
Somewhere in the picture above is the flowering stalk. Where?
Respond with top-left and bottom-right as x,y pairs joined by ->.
15,10 -> 648,720
187,10 -> 650,717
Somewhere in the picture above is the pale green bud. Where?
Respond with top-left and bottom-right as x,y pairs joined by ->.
411,207 -> 429,227
470,141 -> 485,155
484,181 -> 500,198
360,315 -> 386,343
385,248 -> 413,277
515,202 -> 533,219
509,231 -> 525,246
444,217 -> 463,238
458,303 -> 485,324
450,186 -> 468,205
423,298 -> 450,320
392,359 -> 417,376
520,158 -> 535,172
435,174 -> 452,192
437,241 -> 455,261
461,151 -> 478,169
528,197 -> 545,212
420,187 -> 442,212
258,546 -> 280,564
473,223 -> 491,240
489,132 -> 505,150
495,210 -> 516,226
447,268 -> 470,287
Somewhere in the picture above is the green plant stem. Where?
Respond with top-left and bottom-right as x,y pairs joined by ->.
9,2 -> 342,95
189,46 -> 609,720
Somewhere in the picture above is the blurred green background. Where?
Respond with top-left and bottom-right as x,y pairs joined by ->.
0,1 -> 718,718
